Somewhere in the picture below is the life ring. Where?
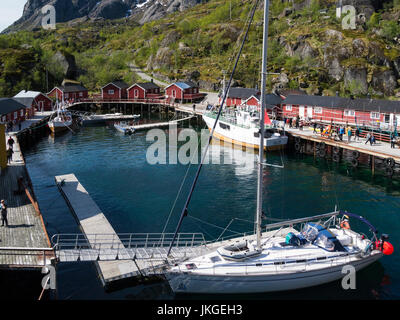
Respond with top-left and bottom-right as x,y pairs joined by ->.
351,158 -> 359,168
385,158 -> 395,168
351,150 -> 360,159
294,142 -> 301,152
332,146 -> 341,155
332,154 -> 340,162
318,148 -> 326,158
340,221 -> 350,230
386,167 -> 394,177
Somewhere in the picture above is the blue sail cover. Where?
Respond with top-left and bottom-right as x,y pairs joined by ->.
306,223 -> 346,252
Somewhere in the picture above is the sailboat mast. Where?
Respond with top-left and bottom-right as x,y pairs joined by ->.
256,0 -> 270,249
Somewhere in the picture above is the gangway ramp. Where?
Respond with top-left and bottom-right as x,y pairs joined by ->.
55,174 -> 143,287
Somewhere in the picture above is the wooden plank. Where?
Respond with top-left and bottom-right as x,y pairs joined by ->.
0,135 -> 53,268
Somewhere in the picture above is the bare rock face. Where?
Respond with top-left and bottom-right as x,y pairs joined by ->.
371,70 -> 397,96
3,0 -> 206,32
344,67 -> 368,95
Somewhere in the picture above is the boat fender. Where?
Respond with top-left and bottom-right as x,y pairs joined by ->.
332,146 -> 340,155
332,154 -> 340,162
351,150 -> 360,159
385,167 -> 394,177
385,158 -> 395,168
374,240 -> 394,255
351,158 -> 358,168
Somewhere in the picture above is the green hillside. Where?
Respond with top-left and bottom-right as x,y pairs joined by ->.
1,0 -> 400,99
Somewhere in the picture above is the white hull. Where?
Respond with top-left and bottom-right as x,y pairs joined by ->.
48,120 -> 73,133
166,252 -> 382,294
114,123 -> 135,135
203,113 -> 287,150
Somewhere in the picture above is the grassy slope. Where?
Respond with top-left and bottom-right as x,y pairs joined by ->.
0,0 -> 400,97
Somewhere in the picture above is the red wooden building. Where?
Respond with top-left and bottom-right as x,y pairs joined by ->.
220,87 -> 260,107
165,81 -> 204,103
48,83 -> 88,102
128,82 -> 162,100
281,94 -> 400,130
101,81 -> 129,100
0,98 -> 33,123
13,90 -> 53,113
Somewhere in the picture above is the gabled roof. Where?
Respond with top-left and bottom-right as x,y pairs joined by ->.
52,84 -> 88,93
166,81 -> 198,90
128,82 -> 160,91
243,93 -> 283,107
13,97 -> 35,108
0,98 -> 28,116
222,87 -> 260,100
102,81 -> 129,90
283,94 -> 400,113
14,90 -> 41,99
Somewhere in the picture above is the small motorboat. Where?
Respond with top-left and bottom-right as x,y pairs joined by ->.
113,122 -> 135,135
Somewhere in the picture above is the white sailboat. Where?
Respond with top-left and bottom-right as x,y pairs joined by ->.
164,0 -> 393,294
48,100 -> 73,134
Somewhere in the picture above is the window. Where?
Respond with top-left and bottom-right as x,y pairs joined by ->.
134,89 -> 139,97
314,107 -> 323,114
219,122 -> 230,130
20,109 -> 24,116
79,92 -> 83,97
285,105 -> 292,111
108,90 -> 114,95
2,116 -> 6,122
370,112 -> 380,120
14,112 -> 17,119
344,109 -> 355,117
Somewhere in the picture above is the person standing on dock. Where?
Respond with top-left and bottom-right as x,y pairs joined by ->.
1,200 -> 8,227
347,127 -> 352,143
6,148 -> 13,164
391,133 -> 396,148
365,132 -> 371,145
355,127 -> 360,141
7,136 -> 15,150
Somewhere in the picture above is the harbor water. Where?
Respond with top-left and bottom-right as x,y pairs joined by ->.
22,122 -> 400,300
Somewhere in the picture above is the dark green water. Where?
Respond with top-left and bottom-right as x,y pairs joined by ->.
22,123 -> 400,300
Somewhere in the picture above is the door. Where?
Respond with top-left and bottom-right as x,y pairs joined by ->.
307,106 -> 313,119
299,105 -> 305,119
38,101 -> 44,112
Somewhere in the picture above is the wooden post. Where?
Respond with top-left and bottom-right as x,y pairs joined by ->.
313,141 -> 316,158
371,155 -> 375,176
0,124 -> 7,169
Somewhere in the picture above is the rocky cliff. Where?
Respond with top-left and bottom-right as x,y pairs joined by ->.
3,0 -> 205,33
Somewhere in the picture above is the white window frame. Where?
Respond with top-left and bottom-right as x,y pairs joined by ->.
344,109 -> 355,117
370,112 -> 380,120
314,107 -> 323,114
285,105 -> 292,111
79,92 -> 83,97
20,109 -> 24,116
108,89 -> 114,95
134,89 -> 139,98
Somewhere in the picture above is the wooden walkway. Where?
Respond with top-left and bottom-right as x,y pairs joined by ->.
54,174 -> 144,287
133,115 -> 195,131
0,135 -> 53,269
285,126 -> 400,162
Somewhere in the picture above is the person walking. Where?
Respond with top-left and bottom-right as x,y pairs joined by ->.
6,148 -> 13,164
347,127 -> 352,143
355,127 -> 360,141
1,200 -> 8,227
365,132 -> 371,145
339,126 -> 344,141
371,133 -> 375,145
7,136 -> 15,150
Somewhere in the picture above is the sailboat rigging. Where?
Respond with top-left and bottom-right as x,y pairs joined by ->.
164,0 -> 393,294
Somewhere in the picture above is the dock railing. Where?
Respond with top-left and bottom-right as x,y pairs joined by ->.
51,232 -> 207,262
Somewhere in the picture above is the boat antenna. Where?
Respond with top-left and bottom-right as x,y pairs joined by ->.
167,0 -> 262,257
256,0 -> 270,250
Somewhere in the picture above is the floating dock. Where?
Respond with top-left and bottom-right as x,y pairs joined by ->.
54,173 -> 157,288
0,133 -> 53,269
133,115 -> 195,131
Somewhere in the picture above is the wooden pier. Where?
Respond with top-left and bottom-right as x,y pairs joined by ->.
0,134 -> 53,269
133,115 -> 195,131
54,173 -> 158,288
